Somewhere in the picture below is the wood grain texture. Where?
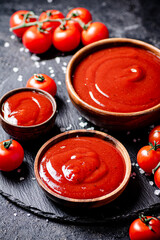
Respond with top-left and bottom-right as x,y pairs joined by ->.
0,0 -> 160,224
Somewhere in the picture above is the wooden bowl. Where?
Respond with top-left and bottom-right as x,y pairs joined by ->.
66,38 -> 160,130
0,87 -> 57,141
34,129 -> 131,208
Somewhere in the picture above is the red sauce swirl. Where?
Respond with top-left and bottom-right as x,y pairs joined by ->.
39,136 -> 125,199
2,91 -> 53,126
73,46 -> 160,113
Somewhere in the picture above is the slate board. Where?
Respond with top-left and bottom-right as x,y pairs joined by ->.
0,0 -> 160,224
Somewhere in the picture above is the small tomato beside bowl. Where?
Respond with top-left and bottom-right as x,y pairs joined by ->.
0,139 -> 24,172
129,215 -> 160,240
26,74 -> 57,97
149,125 -> 160,145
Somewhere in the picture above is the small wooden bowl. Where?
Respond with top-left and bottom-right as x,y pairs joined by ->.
34,130 -> 131,208
0,87 -> 57,141
66,38 -> 160,130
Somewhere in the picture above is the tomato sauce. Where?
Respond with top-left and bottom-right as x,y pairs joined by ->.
39,136 -> 125,199
73,46 -> 160,113
2,91 -> 53,126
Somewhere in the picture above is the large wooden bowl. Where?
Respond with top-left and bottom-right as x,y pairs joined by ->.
34,130 -> 131,208
0,87 -> 57,141
66,38 -> 160,130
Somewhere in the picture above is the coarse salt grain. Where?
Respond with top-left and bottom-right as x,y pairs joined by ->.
20,177 -> 25,181
149,181 -> 154,186
31,54 -> 40,61
87,127 -> 95,130
41,61 -> 46,65
14,213 -> 17,216
139,168 -> 145,174
10,35 -> 15,39
67,99 -> 70,103
154,189 -> 160,196
62,66 -> 67,73
47,0 -> 53,2
13,67 -> 19,73
17,75 -> 23,81
50,74 -> 55,78
55,57 -> 60,64
60,127 -> 66,132
66,124 -> 72,130
78,117 -> 82,120
4,42 -> 10,47
79,122 -> 87,127
63,62 -> 67,66
57,81 -> 61,85
24,48 -> 29,53
19,47 -> 24,52
49,69 -> 54,73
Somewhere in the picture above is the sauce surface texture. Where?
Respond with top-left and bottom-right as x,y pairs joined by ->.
73,46 -> 160,113
39,136 -> 125,199
2,91 -> 53,126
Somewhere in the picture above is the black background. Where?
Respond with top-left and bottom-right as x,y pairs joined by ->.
0,0 -> 160,239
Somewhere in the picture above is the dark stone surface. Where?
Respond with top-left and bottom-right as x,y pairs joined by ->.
0,0 -> 160,239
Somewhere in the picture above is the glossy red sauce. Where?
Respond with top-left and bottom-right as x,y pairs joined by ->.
73,46 -> 160,113
39,136 -> 126,199
2,91 -> 53,126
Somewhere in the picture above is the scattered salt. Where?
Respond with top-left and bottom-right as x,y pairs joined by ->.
4,42 -> 10,47
32,177 -> 36,180
149,181 -> 154,186
55,57 -> 60,64
17,75 -> 23,81
13,67 -> 19,73
49,69 -> 54,73
79,122 -> 87,127
24,48 -> 29,53
60,127 -> 66,132
78,117 -> 82,120
50,74 -> 55,78
10,35 -> 15,39
133,139 -> 137,143
19,47 -> 24,52
66,124 -> 72,130
154,189 -> 160,196
31,54 -> 40,61
48,67 -> 53,70
47,0 -> 53,2
14,213 -> 17,216
62,66 -> 67,73
139,168 -> 145,174
87,127 -> 95,130
41,61 -> 46,65
67,99 -> 70,103
57,81 -> 61,85
19,177 -> 25,181
27,213 -> 31,217
63,62 -> 67,66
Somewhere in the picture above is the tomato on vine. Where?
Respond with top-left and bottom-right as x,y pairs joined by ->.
137,143 -> 160,173
39,9 -> 64,32
66,7 -> 92,31
149,125 -> 160,145
129,215 -> 160,240
81,22 -> 109,45
0,139 -> 24,172
153,162 -> 160,188
10,10 -> 37,37
52,23 -> 81,52
22,25 -> 52,54
26,74 -> 57,97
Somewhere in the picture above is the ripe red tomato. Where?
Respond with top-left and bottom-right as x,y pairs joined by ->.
0,139 -> 24,172
149,126 -> 160,145
52,24 -> 81,52
137,145 -> 160,173
154,166 -> 160,188
22,26 -> 52,54
81,22 -> 109,46
39,9 -> 64,32
129,215 -> 160,240
66,7 -> 92,31
26,74 -> 57,97
10,10 -> 37,38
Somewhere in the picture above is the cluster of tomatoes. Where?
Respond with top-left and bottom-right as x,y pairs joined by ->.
10,8 -> 109,54
137,125 -> 160,188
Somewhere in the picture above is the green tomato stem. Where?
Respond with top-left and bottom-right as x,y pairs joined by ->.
3,139 -> 12,149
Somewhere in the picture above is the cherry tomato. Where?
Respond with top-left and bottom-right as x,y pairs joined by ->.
137,144 -> 160,173
149,125 -> 160,145
154,166 -> 160,188
22,26 -> 52,54
66,7 -> 92,31
10,10 -> 37,38
52,24 -> 81,52
26,74 -> 57,97
129,215 -> 160,240
39,9 -> 64,32
0,139 -> 24,172
81,22 -> 109,46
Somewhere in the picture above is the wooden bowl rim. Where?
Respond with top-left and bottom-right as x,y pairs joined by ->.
0,87 -> 57,129
34,129 -> 132,204
66,38 -> 160,117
